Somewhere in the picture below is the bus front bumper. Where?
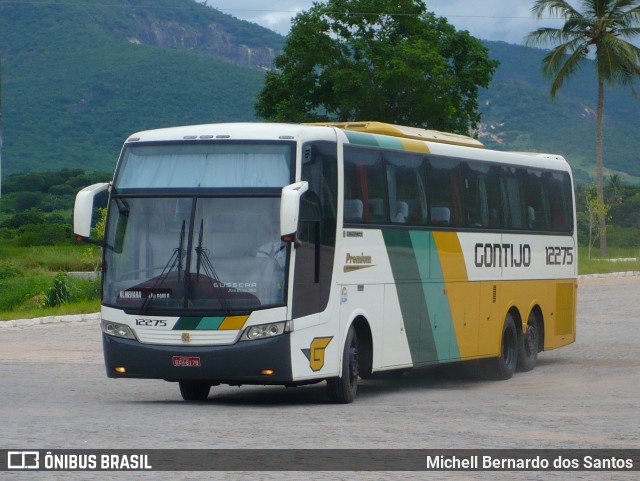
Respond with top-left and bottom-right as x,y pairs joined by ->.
102,333 -> 293,384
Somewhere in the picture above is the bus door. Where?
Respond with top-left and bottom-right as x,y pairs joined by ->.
291,142 -> 338,322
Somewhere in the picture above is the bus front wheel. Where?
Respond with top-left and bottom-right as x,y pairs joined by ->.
179,381 -> 211,401
327,326 -> 359,403
486,313 -> 518,380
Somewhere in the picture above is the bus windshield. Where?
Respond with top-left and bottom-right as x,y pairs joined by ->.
114,143 -> 292,189
103,195 -> 287,314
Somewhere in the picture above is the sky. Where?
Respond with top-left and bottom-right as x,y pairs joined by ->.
202,0 -> 566,45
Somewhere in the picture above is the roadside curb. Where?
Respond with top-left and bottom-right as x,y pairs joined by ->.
1,271 -> 639,329
0,312 -> 100,329
578,271 -> 640,279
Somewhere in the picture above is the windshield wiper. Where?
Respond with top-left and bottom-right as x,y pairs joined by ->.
140,220 -> 186,312
194,219 -> 232,314
177,220 -> 185,281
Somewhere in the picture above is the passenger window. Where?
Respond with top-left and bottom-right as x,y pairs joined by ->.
464,162 -> 490,228
525,169 -> 550,231
344,146 -> 387,224
427,158 -> 463,227
384,152 -> 427,225
547,171 -> 573,232
500,167 -> 527,230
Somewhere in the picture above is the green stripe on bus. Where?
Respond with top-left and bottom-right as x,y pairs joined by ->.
344,130 -> 406,151
374,134 -> 404,150
383,230 -> 461,364
195,317 -> 225,330
173,316 -> 226,330
173,317 -> 202,330
382,230 -> 438,364
343,130 -> 380,147
410,231 -> 460,360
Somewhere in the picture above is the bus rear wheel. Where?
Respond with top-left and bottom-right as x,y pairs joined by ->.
517,312 -> 540,372
179,381 -> 211,401
485,313 -> 518,380
327,326 -> 359,403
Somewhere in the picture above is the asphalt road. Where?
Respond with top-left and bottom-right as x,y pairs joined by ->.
1,276 -> 639,480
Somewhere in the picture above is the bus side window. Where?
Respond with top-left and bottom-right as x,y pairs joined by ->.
500,167 -> 527,230
464,161 -> 491,228
302,142 -> 338,244
344,145 -> 387,224
547,171 -> 573,232
384,151 -> 428,225
427,157 -> 463,227
525,169 -> 550,231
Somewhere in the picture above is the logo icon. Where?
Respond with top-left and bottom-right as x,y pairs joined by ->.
181,332 -> 191,343
7,451 -> 39,470
343,252 -> 375,273
301,337 -> 333,372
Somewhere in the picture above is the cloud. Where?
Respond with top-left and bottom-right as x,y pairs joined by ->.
202,0 -> 565,44
204,1 -> 305,35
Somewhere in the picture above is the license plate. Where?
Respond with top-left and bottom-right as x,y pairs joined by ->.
172,356 -> 201,367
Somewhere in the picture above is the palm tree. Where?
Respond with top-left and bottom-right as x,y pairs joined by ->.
0,58 -> 3,199
526,0 -> 640,257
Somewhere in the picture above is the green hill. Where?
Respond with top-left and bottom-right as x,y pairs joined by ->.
0,0 -> 282,174
1,1 -> 639,185
479,41 -> 640,185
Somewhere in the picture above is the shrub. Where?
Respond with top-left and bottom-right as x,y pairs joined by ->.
606,226 -> 640,250
43,272 -> 71,307
1,208 -> 46,229
0,261 -> 22,279
46,213 -> 68,225
18,224 -> 73,246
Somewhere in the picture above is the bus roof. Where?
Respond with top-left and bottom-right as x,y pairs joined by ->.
307,121 -> 485,149
125,122 -> 337,144
124,121 -> 569,172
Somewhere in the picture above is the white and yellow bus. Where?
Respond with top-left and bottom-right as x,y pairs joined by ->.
74,121 -> 577,403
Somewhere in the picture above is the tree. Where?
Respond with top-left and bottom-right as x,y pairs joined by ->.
606,173 -> 625,205
526,0 -> 640,257
255,0 -> 498,134
583,185 -> 610,261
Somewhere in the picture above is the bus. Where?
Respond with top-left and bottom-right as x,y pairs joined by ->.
74,121 -> 577,403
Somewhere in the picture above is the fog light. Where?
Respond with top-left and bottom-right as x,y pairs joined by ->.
261,369 -> 274,376
114,367 -> 126,374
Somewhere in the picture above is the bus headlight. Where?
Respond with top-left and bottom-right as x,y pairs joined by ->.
240,321 -> 291,341
101,319 -> 136,340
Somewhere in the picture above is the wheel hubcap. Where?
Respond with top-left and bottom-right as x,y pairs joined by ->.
348,345 -> 359,385
503,331 -> 515,365
525,324 -> 538,356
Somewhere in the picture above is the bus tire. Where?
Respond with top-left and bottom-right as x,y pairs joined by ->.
327,326 -> 359,403
517,312 -> 540,372
486,313 -> 518,380
179,381 -> 210,401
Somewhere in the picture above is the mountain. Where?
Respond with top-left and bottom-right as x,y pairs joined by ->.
0,0 -> 283,174
1,0 -> 639,185
478,41 -> 640,185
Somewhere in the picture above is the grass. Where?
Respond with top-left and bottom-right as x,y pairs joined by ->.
577,245 -> 640,275
0,244 -> 102,272
0,300 -> 101,321
0,242 -> 102,321
1,241 -> 638,322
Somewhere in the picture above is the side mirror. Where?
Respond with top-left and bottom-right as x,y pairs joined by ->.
74,182 -> 110,240
280,181 -> 309,244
